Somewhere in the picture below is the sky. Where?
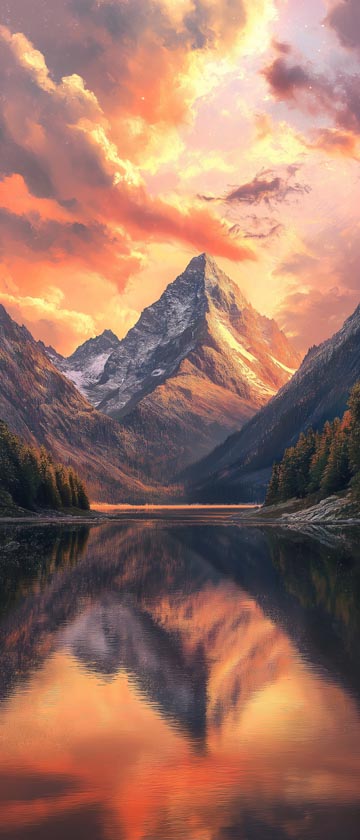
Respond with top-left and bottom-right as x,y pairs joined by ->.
0,0 -> 359,355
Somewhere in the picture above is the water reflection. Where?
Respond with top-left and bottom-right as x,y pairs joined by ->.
0,521 -> 360,839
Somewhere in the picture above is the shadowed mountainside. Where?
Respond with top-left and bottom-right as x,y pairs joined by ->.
186,302 -> 360,502
0,305 -> 166,502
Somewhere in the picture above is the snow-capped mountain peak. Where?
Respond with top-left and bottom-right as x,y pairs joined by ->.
45,254 -> 299,422
39,253 -> 301,479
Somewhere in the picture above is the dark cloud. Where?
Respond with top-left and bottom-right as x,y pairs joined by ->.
229,217 -> 284,241
199,167 -> 310,207
242,222 -> 284,240
271,39 -> 292,55
0,208 -> 66,254
225,173 -> 310,205
228,213 -> 285,241
0,33 -> 113,209
68,0 -> 247,51
183,0 -> 246,50
0,207 -> 119,263
228,176 -> 285,203
326,0 -> 360,52
263,57 -> 311,96
263,51 -> 360,136
0,119 -> 55,199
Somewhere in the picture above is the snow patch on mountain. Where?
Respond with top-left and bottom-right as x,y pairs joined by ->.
43,330 -> 120,400
269,355 -> 297,375
215,321 -> 258,363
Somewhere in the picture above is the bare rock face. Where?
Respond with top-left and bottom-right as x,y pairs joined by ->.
45,254 -> 300,481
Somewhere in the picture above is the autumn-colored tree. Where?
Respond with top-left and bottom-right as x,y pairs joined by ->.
321,422 -> 351,496
348,383 -> 360,473
265,381 -> 360,506
348,383 -> 360,500
308,421 -> 334,493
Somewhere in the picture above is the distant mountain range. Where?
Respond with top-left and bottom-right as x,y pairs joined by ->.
187,303 -> 360,502
44,253 -> 300,482
2,252 -> 358,504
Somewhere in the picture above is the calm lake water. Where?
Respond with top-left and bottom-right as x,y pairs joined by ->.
0,516 -> 360,839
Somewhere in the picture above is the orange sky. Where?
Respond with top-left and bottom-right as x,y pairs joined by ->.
0,0 -> 359,354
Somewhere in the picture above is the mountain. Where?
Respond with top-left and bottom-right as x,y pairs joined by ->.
0,305 -> 163,502
47,254 -> 300,481
39,329 -> 120,399
187,303 -> 360,502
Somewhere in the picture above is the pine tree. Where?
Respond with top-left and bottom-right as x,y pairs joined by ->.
308,421 -> 334,493
294,429 -> 316,497
321,423 -> 351,496
0,421 -> 18,498
348,382 -> 360,474
75,477 -> 90,510
17,446 -> 41,509
55,465 -> 72,508
37,448 -> 61,508
266,463 -> 281,505
68,468 -> 79,508
348,383 -> 360,500
278,447 -> 298,501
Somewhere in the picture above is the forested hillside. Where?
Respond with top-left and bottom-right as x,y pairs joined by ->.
266,383 -> 360,506
0,420 -> 90,513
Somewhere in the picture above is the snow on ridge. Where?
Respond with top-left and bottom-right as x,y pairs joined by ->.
215,320 -> 257,363
269,355 -> 297,376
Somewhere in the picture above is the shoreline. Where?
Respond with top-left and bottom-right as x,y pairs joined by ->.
1,494 -> 360,528
1,506 -> 360,528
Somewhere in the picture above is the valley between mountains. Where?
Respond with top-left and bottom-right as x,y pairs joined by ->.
1,252 -> 359,506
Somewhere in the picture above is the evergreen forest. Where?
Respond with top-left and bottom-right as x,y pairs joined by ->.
0,419 -> 90,513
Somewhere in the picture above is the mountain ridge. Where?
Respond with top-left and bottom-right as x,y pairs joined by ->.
0,306 -> 165,502
186,301 -> 360,502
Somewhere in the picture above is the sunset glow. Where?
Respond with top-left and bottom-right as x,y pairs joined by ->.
0,0 -> 359,353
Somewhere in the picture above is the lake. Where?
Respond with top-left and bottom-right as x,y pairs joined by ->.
0,516 -> 360,839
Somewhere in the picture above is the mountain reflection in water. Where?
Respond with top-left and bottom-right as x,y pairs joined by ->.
0,520 -> 360,839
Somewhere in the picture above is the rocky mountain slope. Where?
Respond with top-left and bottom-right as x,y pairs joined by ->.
41,329 -> 120,400
187,303 -> 360,502
0,305 -> 162,502
47,254 -> 300,480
